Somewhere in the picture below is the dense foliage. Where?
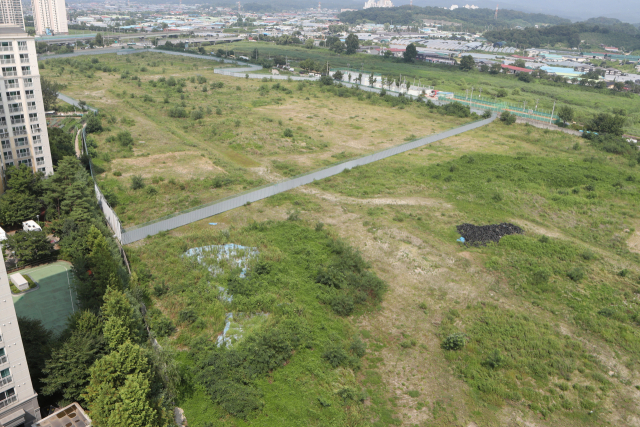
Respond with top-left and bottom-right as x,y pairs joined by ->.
338,5 -> 568,30
485,22 -> 640,50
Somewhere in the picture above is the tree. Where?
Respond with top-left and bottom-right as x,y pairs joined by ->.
304,38 -> 314,49
500,111 -> 517,125
383,49 -> 393,59
18,317 -> 52,392
0,165 -> 43,226
332,70 -> 343,81
5,231 -> 54,265
345,34 -> 359,54
331,40 -> 344,54
513,59 -> 526,68
86,113 -> 103,133
83,341 -> 152,427
368,72 -> 376,87
42,157 -> 86,220
48,127 -> 75,166
251,48 -> 259,59
102,287 -> 141,349
558,105 -> 575,124
40,77 -> 62,111
490,63 -> 502,74
459,55 -> 475,71
587,113 -> 626,136
108,374 -> 157,427
95,33 -> 104,46
42,311 -> 105,405
403,43 -> 417,62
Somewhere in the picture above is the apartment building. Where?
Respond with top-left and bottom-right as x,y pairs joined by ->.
0,0 -> 24,30
32,0 -> 68,36
0,25 -> 54,187
0,251 -> 41,427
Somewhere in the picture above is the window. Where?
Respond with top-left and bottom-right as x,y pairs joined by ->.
32,135 -> 41,144
0,368 -> 11,387
17,41 -> 26,51
21,66 -> 30,75
0,42 -> 12,51
0,347 -> 5,364
4,79 -> 17,88
28,113 -> 37,121
14,137 -> 27,147
3,151 -> 12,160
6,91 -> 20,101
27,101 -> 35,110
34,146 -> 42,154
5,162 -> 13,168
38,167 -> 45,172
36,156 -> 44,166
1,140 -> 9,149
24,78 -> 32,87
25,89 -> 33,98
16,148 -> 29,158
12,126 -> 26,135
2,67 -> 17,76
19,54 -> 28,63
0,368 -> 9,378
11,114 -> 24,124
0,387 -> 16,408
18,158 -> 31,167
1,54 -> 14,64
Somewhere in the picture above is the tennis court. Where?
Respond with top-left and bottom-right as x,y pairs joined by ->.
12,261 -> 76,334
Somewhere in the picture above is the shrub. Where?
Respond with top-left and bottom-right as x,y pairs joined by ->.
500,111 -> 516,125
116,131 -> 134,147
283,128 -> 293,138
319,75 -> 333,86
331,294 -> 354,316
153,316 -> 175,337
178,308 -> 197,324
168,107 -> 188,118
532,269 -> 550,285
441,333 -> 466,351
145,186 -> 158,195
190,110 -> 204,120
131,175 -> 145,190
322,343 -> 348,368
483,349 -> 505,369
482,110 -> 492,119
567,267 -> 585,282
113,171 -> 122,176
349,338 -> 367,358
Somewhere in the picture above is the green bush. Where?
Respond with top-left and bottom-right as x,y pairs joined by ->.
283,128 -> 294,138
567,267 -> 585,282
168,107 -> 188,118
322,343 -> 348,368
178,309 -> 197,324
130,175 -> 145,190
442,333 -> 466,351
500,111 -> 516,125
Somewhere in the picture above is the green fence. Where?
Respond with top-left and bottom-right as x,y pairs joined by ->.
439,93 -> 559,122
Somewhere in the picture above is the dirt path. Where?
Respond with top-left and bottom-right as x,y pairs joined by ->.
74,123 -> 86,158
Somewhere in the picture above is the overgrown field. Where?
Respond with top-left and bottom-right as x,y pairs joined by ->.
39,52 -> 470,226
129,120 -> 640,426
222,41 -> 640,134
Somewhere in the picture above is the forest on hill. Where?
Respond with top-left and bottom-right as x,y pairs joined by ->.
484,20 -> 640,50
338,5 -> 569,30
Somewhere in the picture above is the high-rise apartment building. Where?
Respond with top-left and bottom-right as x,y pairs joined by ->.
0,25 -> 54,188
0,0 -> 24,30
32,0 -> 67,36
0,251 -> 42,427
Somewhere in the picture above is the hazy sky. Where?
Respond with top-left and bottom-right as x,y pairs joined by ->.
406,0 -> 640,23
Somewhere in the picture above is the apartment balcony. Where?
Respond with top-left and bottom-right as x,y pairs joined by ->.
17,151 -> 30,158
4,83 -> 18,89
0,355 -> 6,364
25,94 -> 34,99
3,71 -> 16,77
30,127 -> 41,133
24,81 -> 33,87
0,375 -> 12,387
22,70 -> 31,76
0,59 -> 14,64
20,58 -> 29,64
34,148 -> 42,155
9,107 -> 22,113
0,393 -> 17,410
11,118 -> 24,125
27,105 -> 36,111
36,159 -> 44,166
18,46 -> 27,51
13,128 -> 26,135
0,121 -> 6,127
0,47 -> 12,52
6,96 -> 19,101
0,132 -> 8,139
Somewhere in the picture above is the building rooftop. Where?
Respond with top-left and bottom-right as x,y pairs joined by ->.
34,403 -> 91,427
0,25 -> 27,37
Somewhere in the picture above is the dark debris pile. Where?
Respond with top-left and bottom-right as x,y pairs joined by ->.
456,223 -> 523,246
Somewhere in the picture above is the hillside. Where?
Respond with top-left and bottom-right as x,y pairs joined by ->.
338,5 -> 569,31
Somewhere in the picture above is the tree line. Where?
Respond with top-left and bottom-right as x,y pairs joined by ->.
3,151 -> 177,426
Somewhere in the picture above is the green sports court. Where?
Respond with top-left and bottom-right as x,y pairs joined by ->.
11,261 -> 77,334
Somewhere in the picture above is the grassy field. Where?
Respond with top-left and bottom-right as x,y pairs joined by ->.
220,42 -> 640,134
127,119 -> 640,426
40,52 -> 471,226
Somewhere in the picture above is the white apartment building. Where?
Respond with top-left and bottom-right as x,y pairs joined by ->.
0,26 -> 54,185
0,251 -> 41,427
0,0 -> 24,30
32,0 -> 68,36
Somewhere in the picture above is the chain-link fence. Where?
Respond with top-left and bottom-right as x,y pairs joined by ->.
440,94 -> 559,122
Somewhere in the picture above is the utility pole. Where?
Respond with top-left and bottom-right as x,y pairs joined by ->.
549,100 -> 556,124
